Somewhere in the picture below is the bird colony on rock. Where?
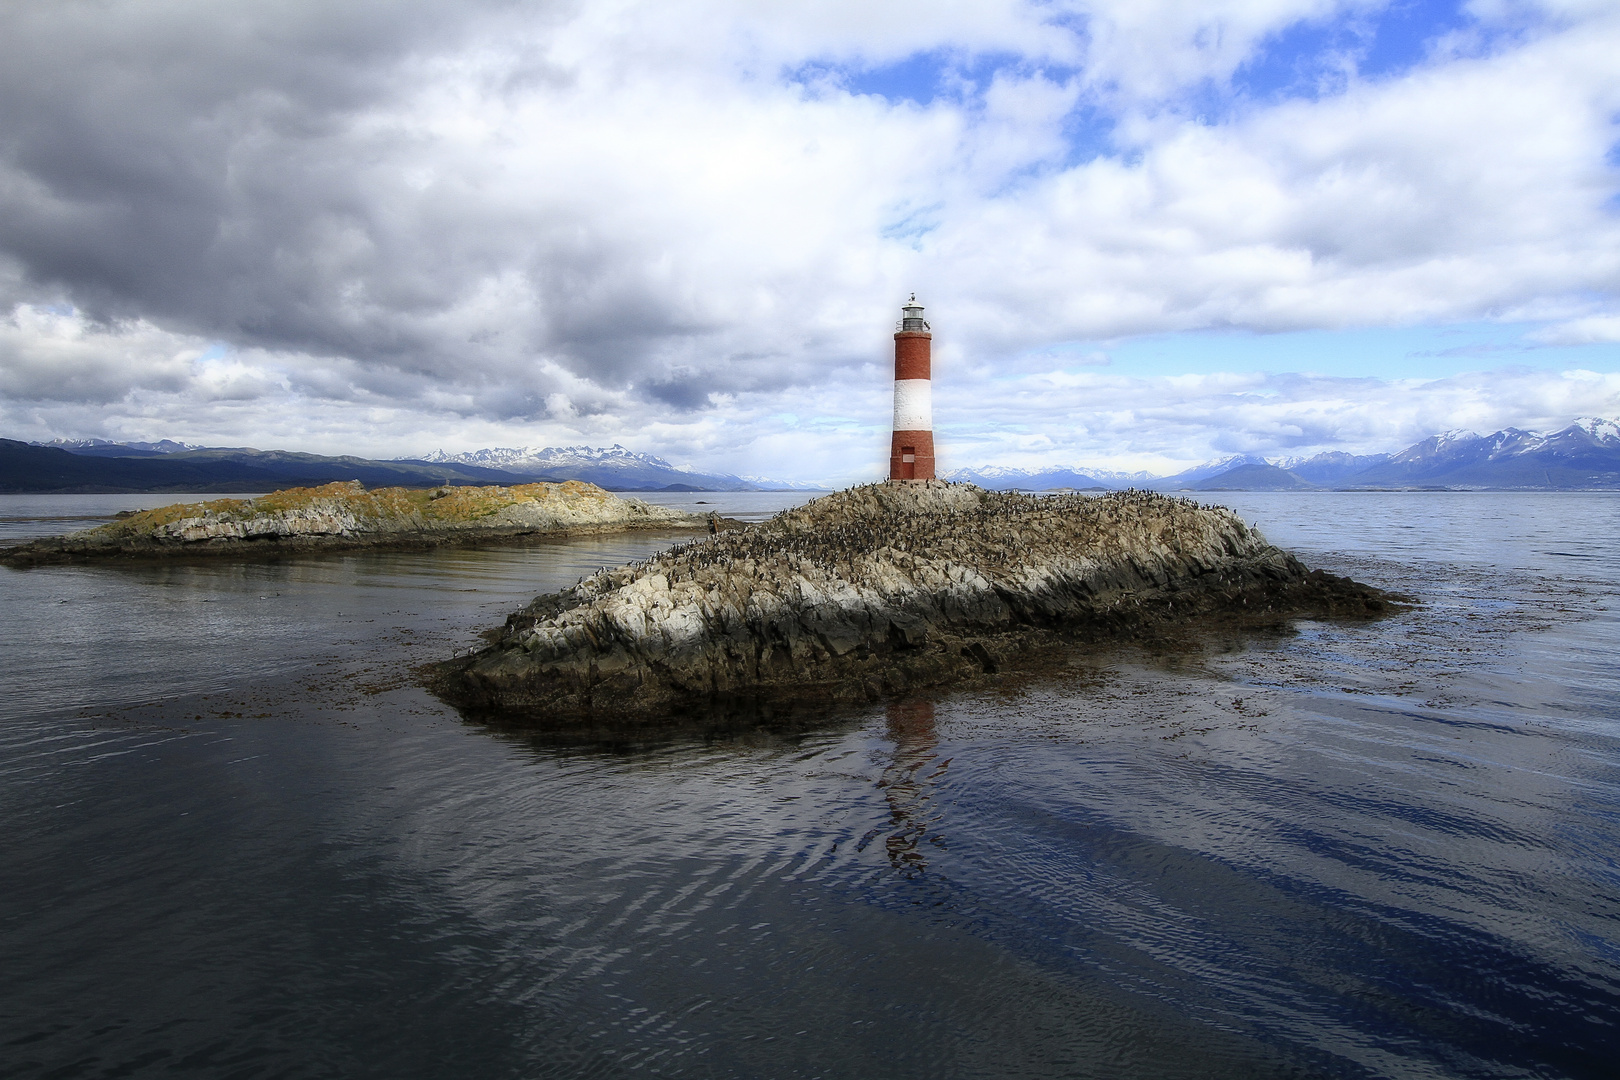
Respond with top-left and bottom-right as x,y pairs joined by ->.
442,481 -> 1394,721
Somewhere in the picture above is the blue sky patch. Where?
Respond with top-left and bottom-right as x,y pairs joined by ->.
1037,322 -> 1620,380
1235,0 -> 1472,105
790,49 -> 1076,109
880,203 -> 943,248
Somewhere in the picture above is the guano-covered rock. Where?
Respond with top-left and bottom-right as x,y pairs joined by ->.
440,481 -> 1396,721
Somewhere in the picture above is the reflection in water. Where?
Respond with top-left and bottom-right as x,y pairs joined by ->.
4,492 -> 1620,1078
871,699 -> 948,874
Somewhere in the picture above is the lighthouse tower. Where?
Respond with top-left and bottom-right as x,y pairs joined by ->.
889,295 -> 935,481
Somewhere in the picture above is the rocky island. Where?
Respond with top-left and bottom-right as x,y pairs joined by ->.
438,481 -> 1397,721
0,480 -> 722,565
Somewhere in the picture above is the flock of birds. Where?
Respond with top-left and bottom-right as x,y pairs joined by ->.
562,485 -> 1214,603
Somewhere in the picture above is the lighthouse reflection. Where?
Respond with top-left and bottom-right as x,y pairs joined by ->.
869,699 -> 949,875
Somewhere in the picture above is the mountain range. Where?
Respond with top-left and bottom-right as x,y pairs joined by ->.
1,440 -> 545,494
946,418 -> 1620,491
415,445 -> 824,492
2,440 -> 816,494
7,418 -> 1618,493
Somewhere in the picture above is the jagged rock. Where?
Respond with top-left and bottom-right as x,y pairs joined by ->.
439,481 -> 1398,721
0,480 -> 723,564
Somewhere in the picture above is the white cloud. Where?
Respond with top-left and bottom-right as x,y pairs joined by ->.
0,305 -> 196,404
4,300 -> 1614,479
0,0 -> 1615,478
928,364 -> 1620,475
1077,0 -> 1373,102
1530,315 -> 1620,345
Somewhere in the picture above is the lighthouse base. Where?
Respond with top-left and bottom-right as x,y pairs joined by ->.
889,430 -> 936,481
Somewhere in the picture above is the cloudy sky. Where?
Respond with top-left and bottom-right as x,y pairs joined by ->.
1,0 -> 1617,482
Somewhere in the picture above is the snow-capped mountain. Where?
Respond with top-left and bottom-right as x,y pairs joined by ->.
947,418 -> 1620,492
420,444 -> 688,476
1272,451 -> 1393,487
409,444 -> 814,490
25,416 -> 1618,494
734,474 -> 837,491
944,465 -> 1118,490
42,438 -> 202,457
953,452 -> 1392,492
1083,469 -> 1160,487
1187,462 -> 1318,490
1148,454 -> 1272,490
1569,416 -> 1620,445
1345,418 -> 1620,488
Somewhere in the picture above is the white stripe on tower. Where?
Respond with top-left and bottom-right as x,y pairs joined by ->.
893,379 -> 932,431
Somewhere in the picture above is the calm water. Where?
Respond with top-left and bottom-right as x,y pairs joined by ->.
2,491 -> 1617,1079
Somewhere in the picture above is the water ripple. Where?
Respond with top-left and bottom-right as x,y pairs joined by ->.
4,492 -> 1620,1078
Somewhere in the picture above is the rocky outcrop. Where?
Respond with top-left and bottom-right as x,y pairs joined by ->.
1,480 -> 720,564
439,481 -> 1396,721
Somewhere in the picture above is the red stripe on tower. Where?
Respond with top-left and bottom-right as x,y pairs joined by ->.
890,295 -> 934,481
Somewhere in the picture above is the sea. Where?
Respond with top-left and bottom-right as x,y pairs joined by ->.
1,489 -> 1617,1079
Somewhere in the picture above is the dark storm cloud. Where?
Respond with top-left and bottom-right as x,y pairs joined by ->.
0,1 -> 453,301
0,0 -> 965,427
0,0 -> 690,398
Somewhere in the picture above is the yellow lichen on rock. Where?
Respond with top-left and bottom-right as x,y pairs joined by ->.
93,496 -> 256,536
3,480 -> 714,564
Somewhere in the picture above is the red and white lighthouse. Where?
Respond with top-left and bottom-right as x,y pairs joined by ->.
889,295 -> 935,481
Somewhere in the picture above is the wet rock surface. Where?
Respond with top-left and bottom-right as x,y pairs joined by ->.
438,481 -> 1399,722
0,480 -> 720,564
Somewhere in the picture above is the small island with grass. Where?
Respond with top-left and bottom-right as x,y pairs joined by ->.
0,479 -> 725,565
436,480 -> 1398,722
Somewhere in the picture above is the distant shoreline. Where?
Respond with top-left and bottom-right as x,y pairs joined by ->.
0,481 -> 737,567
12,418 -> 1620,492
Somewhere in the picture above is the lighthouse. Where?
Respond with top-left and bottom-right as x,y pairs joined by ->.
889,295 -> 935,481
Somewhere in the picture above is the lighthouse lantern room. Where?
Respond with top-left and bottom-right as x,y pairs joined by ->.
889,294 -> 935,481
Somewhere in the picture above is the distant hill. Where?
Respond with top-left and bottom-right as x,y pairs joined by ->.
1277,451 -> 1393,487
2,440 -> 551,493
1148,455 -> 1274,490
944,465 -> 1117,491
14,417 -> 1618,495
40,438 -> 205,458
414,444 -> 824,490
1192,463 -> 1318,491
10,438 -> 821,493
1162,451 -> 1392,491
951,418 -> 1620,492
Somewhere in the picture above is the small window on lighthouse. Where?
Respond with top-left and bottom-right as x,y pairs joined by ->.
901,447 -> 916,463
